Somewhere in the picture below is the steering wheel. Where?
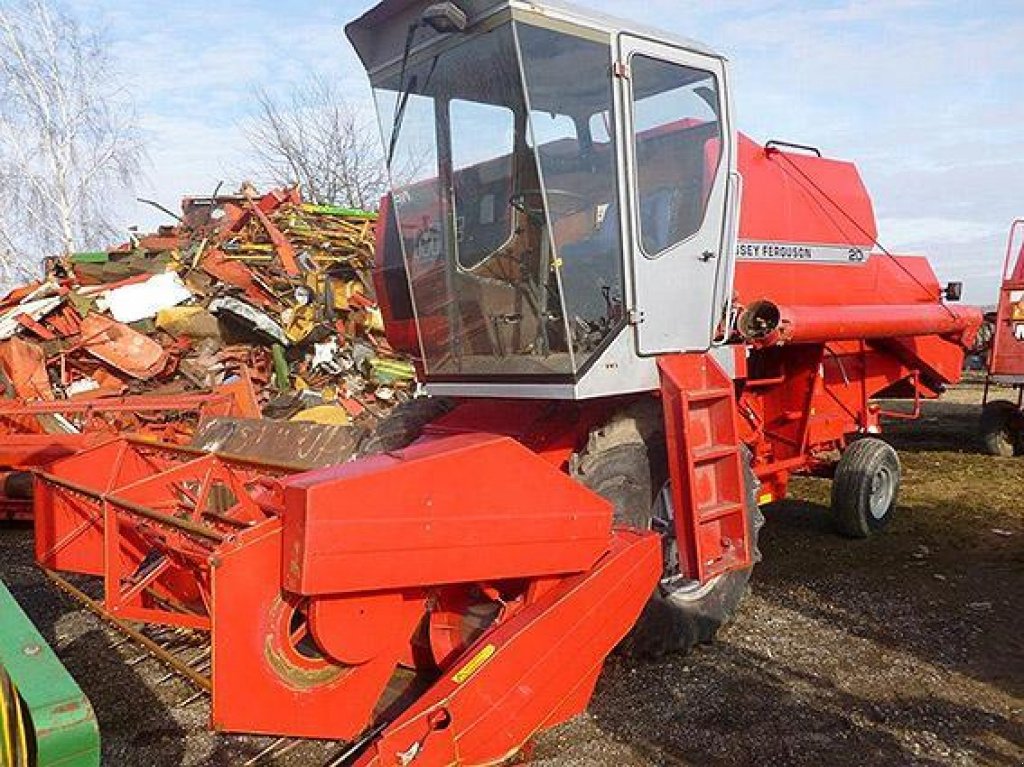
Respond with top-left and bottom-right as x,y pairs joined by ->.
510,188 -> 589,223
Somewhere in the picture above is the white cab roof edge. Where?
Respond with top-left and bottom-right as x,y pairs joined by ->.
347,0 -> 722,75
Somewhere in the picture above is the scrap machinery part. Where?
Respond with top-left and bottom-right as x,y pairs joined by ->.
33,433 -> 661,761
0,580 -> 100,767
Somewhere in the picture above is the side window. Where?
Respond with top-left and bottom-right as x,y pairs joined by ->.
589,111 -> 613,145
527,111 -> 576,150
449,99 -> 515,269
383,92 -> 443,266
630,56 -> 722,256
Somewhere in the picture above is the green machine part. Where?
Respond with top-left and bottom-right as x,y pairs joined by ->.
0,581 -> 99,767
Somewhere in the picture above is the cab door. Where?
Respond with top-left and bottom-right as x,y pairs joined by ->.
618,35 -> 738,354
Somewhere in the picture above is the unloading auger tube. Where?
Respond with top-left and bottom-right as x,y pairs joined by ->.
737,300 -> 980,347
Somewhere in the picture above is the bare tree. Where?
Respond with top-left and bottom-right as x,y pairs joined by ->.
243,75 -> 388,211
0,0 -> 144,281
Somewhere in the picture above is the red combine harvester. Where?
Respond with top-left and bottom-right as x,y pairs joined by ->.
981,219 -> 1024,455
32,2 -> 981,764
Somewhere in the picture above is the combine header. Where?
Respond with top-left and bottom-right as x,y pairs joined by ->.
36,434 -> 659,760
31,0 -> 982,764
0,380 -> 258,521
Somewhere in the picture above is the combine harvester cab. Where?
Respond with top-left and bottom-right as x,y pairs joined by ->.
981,219 -> 1024,455
31,1 -> 982,764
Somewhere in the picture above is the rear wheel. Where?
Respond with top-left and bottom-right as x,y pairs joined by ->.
831,437 -> 901,538
980,399 -> 1022,457
571,401 -> 762,658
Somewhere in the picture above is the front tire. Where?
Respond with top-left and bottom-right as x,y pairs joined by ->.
572,402 -> 762,658
831,437 -> 901,538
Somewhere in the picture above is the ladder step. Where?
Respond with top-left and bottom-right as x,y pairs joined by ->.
686,387 -> 733,403
698,501 -> 746,523
692,444 -> 739,464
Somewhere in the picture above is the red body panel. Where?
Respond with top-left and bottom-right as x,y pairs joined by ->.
737,135 -> 876,247
736,255 -> 943,308
282,433 -> 611,595
989,219 -> 1024,378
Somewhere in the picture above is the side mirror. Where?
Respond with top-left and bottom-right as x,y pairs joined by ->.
944,282 -> 963,302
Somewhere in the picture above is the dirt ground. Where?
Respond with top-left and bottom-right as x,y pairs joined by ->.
2,380 -> 1022,766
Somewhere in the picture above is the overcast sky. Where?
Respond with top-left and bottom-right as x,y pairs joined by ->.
76,0 -> 1024,304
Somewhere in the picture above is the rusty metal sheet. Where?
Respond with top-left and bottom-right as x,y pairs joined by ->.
190,417 -> 363,469
78,314 -> 168,380
0,336 -> 53,399
200,248 -> 276,308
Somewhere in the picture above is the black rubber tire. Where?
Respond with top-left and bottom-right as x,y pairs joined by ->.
980,399 -> 1023,457
831,437 -> 901,539
571,401 -> 763,658
356,397 -> 455,456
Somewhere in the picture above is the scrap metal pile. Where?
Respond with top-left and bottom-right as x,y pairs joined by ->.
0,186 -> 415,432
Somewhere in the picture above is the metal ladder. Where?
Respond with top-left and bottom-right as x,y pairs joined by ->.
658,353 -> 753,582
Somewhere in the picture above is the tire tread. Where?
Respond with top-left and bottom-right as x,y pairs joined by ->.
831,437 -> 901,538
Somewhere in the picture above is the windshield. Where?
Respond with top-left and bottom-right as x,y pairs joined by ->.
374,21 -> 624,380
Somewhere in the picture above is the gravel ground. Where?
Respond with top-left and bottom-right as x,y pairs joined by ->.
2,381 -> 1022,766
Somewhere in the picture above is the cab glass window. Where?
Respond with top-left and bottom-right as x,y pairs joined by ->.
630,56 -> 722,256
450,99 -> 516,269
517,23 -> 626,365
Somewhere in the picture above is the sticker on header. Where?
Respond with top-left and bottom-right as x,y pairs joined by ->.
737,240 -> 869,264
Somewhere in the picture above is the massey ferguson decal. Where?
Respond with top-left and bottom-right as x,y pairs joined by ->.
738,240 -> 868,264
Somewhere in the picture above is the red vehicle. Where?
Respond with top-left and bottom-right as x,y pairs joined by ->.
981,219 -> 1024,455
32,2 -> 982,765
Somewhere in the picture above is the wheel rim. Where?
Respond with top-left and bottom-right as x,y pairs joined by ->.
868,465 -> 895,520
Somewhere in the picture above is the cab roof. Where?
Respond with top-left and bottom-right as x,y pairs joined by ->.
346,0 -> 722,75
